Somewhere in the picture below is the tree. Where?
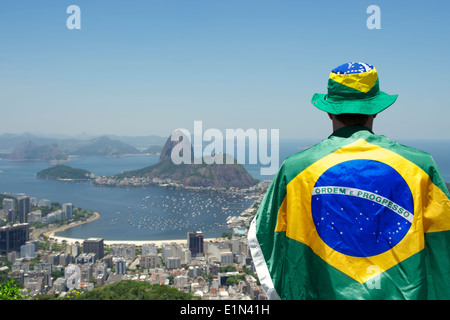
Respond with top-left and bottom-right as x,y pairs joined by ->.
0,280 -> 29,300
51,269 -> 65,280
225,274 -> 245,287
221,232 -> 232,240
220,265 -> 236,273
68,280 -> 199,300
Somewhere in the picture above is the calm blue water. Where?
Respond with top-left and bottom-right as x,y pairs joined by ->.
0,138 -> 449,241
0,154 -> 255,241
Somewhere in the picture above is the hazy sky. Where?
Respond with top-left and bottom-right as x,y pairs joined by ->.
0,0 -> 449,140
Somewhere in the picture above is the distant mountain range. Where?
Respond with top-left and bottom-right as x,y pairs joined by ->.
72,136 -> 140,157
27,132 -> 258,189
0,133 -> 166,161
7,141 -> 68,161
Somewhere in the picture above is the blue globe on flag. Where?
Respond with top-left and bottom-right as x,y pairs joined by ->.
311,159 -> 414,257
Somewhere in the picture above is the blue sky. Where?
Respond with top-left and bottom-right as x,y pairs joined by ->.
0,0 -> 449,140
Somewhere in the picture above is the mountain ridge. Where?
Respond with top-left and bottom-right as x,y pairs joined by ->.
0,132 -> 165,154
72,136 -> 140,157
7,141 -> 68,161
114,134 -> 258,188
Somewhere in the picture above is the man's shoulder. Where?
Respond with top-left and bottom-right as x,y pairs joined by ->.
280,133 -> 436,180
280,138 -> 338,181
283,142 -> 324,164
283,134 -> 434,160
367,134 -> 435,165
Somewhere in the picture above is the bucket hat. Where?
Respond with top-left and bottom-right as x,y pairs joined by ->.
311,62 -> 398,115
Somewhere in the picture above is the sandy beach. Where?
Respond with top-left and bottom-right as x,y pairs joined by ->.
48,234 -> 192,246
43,211 -> 219,247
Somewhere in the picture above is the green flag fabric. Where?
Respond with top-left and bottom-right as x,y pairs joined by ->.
249,126 -> 450,299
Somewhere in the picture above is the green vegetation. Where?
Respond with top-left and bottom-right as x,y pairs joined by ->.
111,136 -> 258,188
37,165 -> 92,180
225,274 -> 246,286
65,280 -> 200,300
220,266 -> 237,273
38,201 -> 63,215
114,157 -> 257,189
0,280 -> 29,300
221,232 -> 233,240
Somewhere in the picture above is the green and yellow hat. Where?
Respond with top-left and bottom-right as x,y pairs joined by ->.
311,62 -> 398,115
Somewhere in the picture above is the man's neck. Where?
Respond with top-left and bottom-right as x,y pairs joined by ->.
331,115 -> 374,132
330,125 -> 374,138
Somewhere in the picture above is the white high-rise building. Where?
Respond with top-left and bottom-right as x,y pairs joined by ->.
28,210 -> 42,223
110,243 -> 136,261
20,243 -> 36,260
38,199 -> 51,208
2,198 -> 14,214
2,198 -> 15,222
166,257 -> 181,269
181,248 -> 191,265
66,243 -> 80,256
63,203 -> 73,220
141,243 -> 157,256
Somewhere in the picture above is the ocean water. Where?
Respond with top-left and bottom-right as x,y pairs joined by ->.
0,155 -> 254,241
0,138 -> 449,241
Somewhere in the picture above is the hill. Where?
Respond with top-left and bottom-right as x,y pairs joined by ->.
0,133 -> 63,152
72,136 -> 140,157
37,165 -> 92,181
0,133 -> 167,154
7,141 -> 68,161
114,134 -> 258,188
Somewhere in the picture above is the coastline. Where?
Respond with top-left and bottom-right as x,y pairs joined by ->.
48,234 -> 218,247
42,211 -> 100,244
44,210 -> 221,247
48,235 -> 219,247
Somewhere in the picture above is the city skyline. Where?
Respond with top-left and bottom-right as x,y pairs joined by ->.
1,1 -> 449,140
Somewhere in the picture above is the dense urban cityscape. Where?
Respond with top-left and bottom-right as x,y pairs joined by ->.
0,182 -> 270,300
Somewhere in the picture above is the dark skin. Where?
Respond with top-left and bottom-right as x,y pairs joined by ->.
327,113 -> 377,132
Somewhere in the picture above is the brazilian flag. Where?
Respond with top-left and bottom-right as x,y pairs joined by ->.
249,126 -> 450,299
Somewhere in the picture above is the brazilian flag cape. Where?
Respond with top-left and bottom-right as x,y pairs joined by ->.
249,126 -> 450,299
